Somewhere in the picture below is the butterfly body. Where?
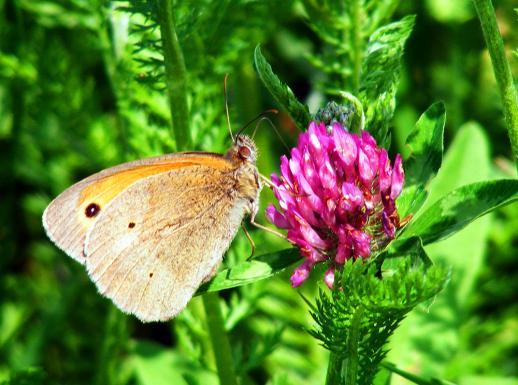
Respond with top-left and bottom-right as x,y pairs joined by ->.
43,135 -> 261,322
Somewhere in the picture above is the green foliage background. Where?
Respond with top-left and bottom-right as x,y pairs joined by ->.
1,1 -> 517,384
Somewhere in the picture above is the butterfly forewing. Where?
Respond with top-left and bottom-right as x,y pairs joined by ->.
42,153 -> 231,264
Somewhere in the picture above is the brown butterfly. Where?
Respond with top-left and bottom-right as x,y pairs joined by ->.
43,134 -> 261,322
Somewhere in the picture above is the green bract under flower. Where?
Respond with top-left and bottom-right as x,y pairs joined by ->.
266,121 -> 404,288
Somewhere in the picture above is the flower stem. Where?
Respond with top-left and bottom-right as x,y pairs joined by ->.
473,0 -> 518,172
324,307 -> 363,385
325,351 -> 343,385
157,0 -> 192,151
202,293 -> 239,385
351,0 -> 363,92
343,307 -> 363,385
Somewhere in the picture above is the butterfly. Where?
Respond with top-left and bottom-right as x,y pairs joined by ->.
43,134 -> 261,322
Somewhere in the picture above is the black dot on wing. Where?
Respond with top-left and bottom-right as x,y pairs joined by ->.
128,222 -> 135,229
149,272 -> 154,278
85,203 -> 101,218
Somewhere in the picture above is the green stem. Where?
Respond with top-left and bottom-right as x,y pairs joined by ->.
95,307 -> 128,385
343,307 -> 363,385
325,351 -> 343,385
99,8 -> 129,158
202,293 -> 239,385
351,0 -> 363,92
157,0 -> 192,151
473,0 -> 518,172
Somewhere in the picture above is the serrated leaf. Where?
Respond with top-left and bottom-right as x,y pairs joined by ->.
196,248 -> 301,294
397,102 -> 446,217
400,179 -> 518,245
254,45 -> 311,131
360,15 -> 416,146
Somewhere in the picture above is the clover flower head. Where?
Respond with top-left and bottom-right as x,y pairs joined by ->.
266,121 -> 404,288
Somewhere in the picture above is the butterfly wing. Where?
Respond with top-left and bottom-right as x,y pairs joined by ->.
42,153 -> 231,264
83,166 -> 249,322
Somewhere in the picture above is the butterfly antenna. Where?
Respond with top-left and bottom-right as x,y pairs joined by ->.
236,109 -> 278,138
224,74 -> 235,143
252,116 -> 290,152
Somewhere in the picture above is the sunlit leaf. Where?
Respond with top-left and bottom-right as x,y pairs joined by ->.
400,179 -> 518,244
397,102 -> 446,218
197,248 -> 301,294
254,45 -> 311,131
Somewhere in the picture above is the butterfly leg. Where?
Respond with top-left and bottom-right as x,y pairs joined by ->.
259,174 -> 275,188
241,222 -> 256,261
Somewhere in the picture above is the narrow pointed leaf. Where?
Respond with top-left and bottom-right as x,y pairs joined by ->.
196,248 -> 301,294
360,15 -> 416,146
254,45 -> 311,131
400,179 -> 518,244
381,362 -> 458,385
397,102 -> 446,217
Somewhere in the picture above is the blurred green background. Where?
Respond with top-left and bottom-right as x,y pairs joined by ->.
1,1 -> 517,384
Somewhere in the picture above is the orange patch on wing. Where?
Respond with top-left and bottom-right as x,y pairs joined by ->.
78,156 -> 231,211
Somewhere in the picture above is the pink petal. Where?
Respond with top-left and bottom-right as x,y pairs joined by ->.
280,156 -> 294,189
301,148 -> 321,190
362,143 -> 380,177
298,221 -> 328,249
271,173 -> 281,186
358,148 -> 375,184
333,126 -> 358,166
296,196 -> 320,226
308,248 -> 327,263
291,261 -> 313,287
319,156 -> 337,193
287,229 -> 309,249
273,186 -> 290,209
378,149 -> 392,193
335,242 -> 351,264
382,211 -> 396,239
324,266 -> 335,289
308,122 -> 323,157
341,182 -> 364,212
361,130 -> 378,147
350,229 -> 371,257
390,154 -> 404,200
297,131 -> 309,151
265,205 -> 289,229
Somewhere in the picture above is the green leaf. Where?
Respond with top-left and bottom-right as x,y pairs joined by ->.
381,362 -> 458,385
0,368 -> 48,385
128,340 -> 217,385
196,248 -> 301,294
308,260 -> 448,385
397,102 -> 446,218
388,122 -> 493,378
379,237 -> 432,268
360,15 -> 416,146
254,45 -> 311,131
400,179 -> 518,245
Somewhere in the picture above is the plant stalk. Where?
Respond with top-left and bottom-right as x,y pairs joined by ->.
202,292 -> 239,385
325,351 -> 343,385
351,0 -> 363,92
473,0 -> 518,172
343,307 -> 363,385
157,0 -> 192,151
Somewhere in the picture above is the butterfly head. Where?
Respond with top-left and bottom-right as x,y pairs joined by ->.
227,135 -> 257,164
